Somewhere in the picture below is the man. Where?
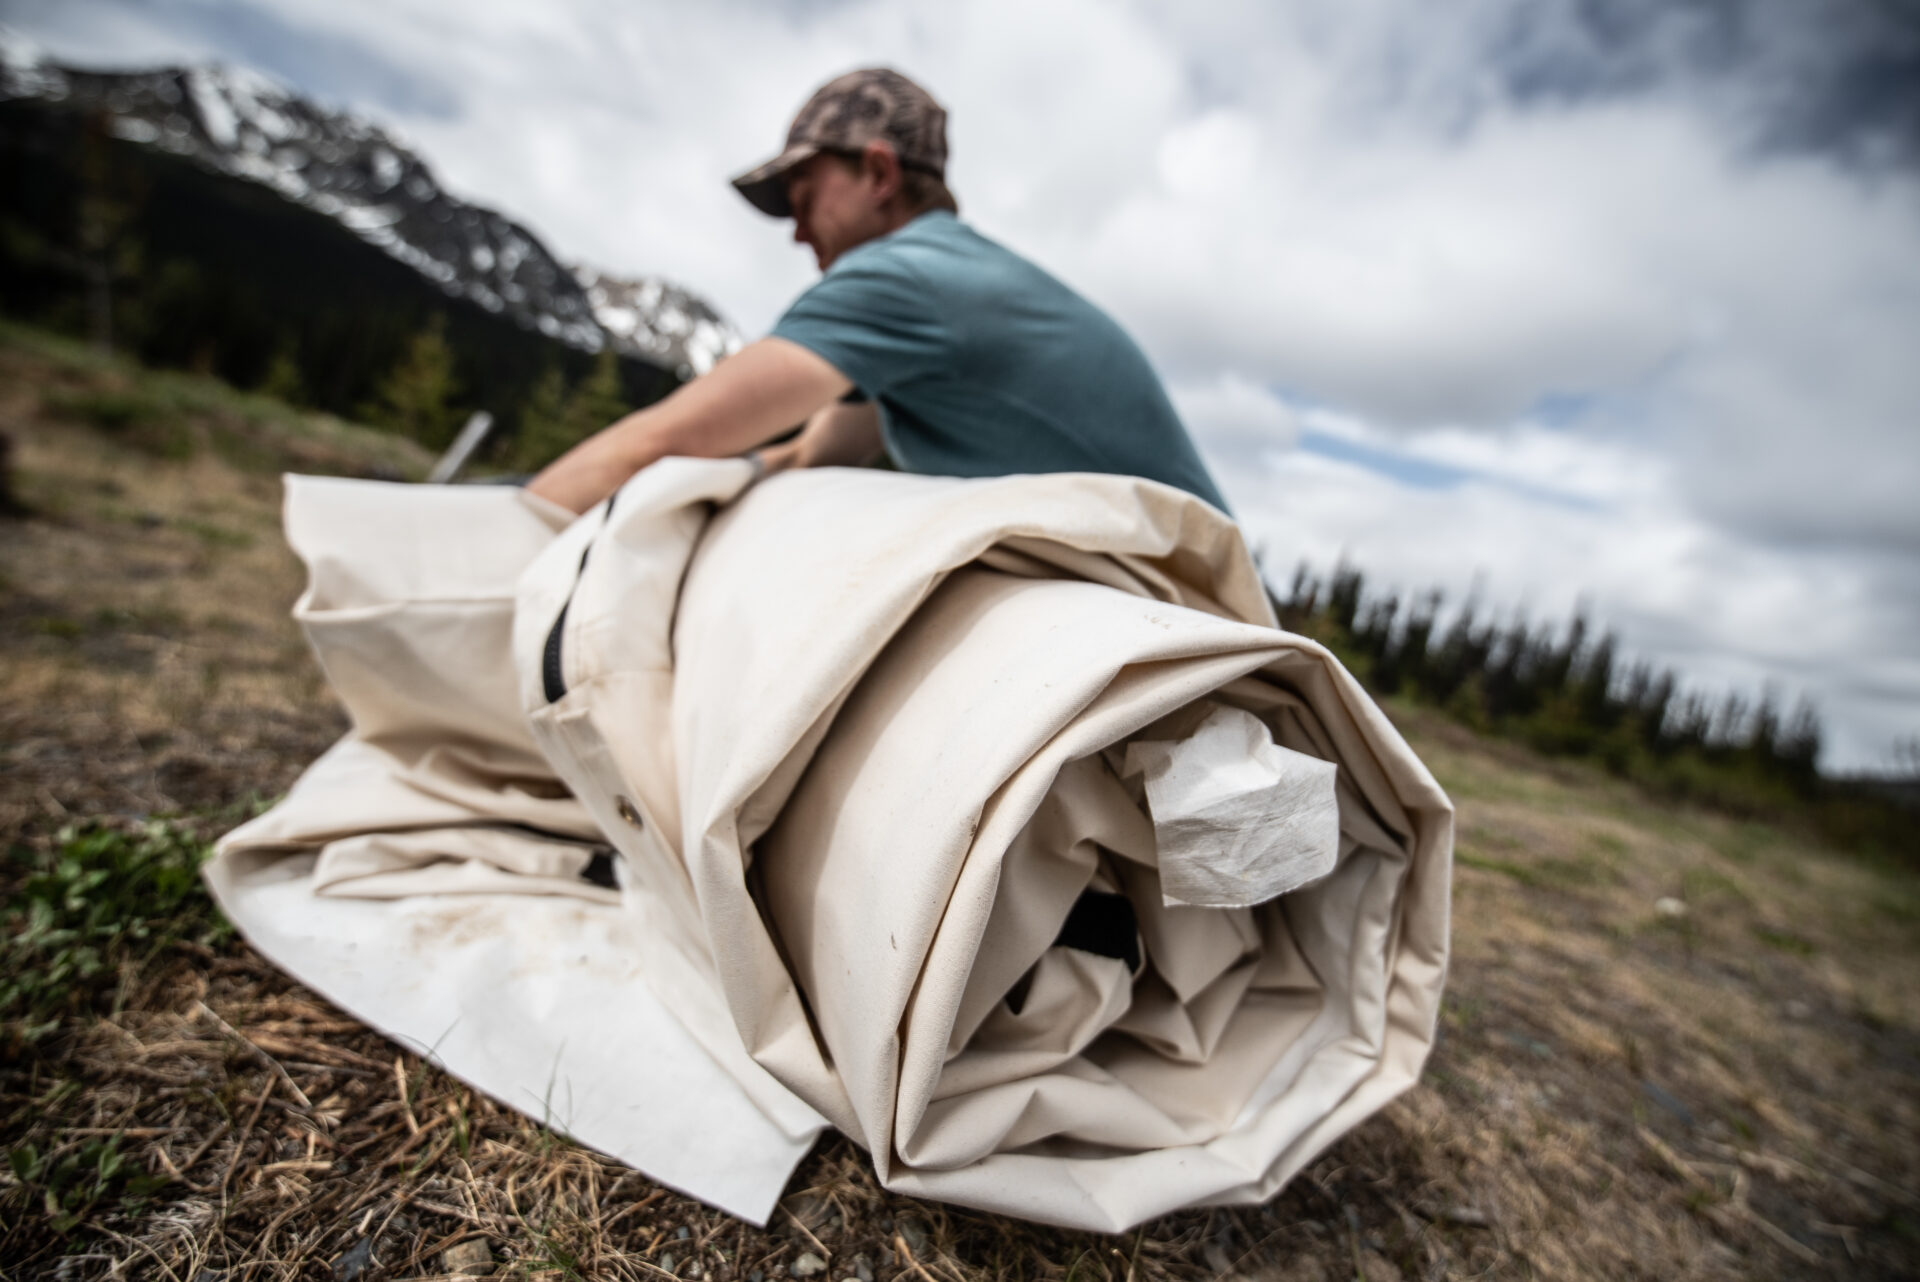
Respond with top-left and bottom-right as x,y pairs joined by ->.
529,69 -> 1227,515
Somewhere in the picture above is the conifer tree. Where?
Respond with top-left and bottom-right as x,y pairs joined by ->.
510,362 -> 574,471
76,112 -> 143,356
1779,699 -> 1823,782
568,347 -> 631,436
257,338 -> 305,406
509,347 -> 633,471
364,314 -> 463,447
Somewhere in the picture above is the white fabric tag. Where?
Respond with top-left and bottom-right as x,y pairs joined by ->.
1125,704 -> 1340,908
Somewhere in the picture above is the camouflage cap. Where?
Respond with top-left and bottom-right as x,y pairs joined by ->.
731,68 -> 948,218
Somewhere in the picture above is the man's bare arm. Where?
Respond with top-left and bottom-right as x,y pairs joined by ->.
527,337 -> 852,513
758,399 -> 884,475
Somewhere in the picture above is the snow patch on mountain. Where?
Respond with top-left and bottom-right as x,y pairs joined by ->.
578,269 -> 740,378
0,29 -> 742,377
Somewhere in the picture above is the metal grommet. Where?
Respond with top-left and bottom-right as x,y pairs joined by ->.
614,795 -> 644,828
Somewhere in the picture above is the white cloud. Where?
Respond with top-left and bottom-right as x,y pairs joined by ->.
1229,444 -> 1917,770
1168,374 -> 1302,467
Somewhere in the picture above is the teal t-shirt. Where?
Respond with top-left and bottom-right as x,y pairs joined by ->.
770,212 -> 1229,512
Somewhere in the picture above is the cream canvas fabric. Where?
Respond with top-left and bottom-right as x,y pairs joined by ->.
210,460 -> 1453,1232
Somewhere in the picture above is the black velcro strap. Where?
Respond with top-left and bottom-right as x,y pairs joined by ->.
1053,890 -> 1140,972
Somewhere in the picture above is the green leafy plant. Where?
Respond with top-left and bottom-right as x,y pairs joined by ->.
1,820 -> 230,1046
6,1134 -> 169,1235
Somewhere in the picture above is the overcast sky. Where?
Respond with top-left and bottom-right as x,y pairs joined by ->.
12,0 -> 1920,770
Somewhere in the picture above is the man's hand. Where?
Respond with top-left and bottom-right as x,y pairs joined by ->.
527,337 -> 852,513
759,399 -> 883,476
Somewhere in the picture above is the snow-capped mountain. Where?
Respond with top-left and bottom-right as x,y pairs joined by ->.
0,31 -> 741,377
576,269 -> 741,382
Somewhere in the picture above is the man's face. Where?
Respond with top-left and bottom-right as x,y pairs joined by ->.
785,151 -> 891,272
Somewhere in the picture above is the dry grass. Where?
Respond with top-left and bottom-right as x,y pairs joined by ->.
2,327 -> 1916,1280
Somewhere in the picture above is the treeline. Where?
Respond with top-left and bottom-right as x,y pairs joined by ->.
0,103 -> 675,467
356,316 -> 636,470
1269,561 -> 1911,860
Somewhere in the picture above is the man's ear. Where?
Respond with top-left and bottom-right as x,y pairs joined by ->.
862,141 -> 903,203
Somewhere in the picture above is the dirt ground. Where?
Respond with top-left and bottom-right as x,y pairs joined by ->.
3,328 -> 1916,1280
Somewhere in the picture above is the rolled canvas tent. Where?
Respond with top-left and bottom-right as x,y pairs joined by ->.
211,460 -> 1452,1231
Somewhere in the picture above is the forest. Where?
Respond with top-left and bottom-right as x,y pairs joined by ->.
1271,560 -> 1915,860
0,100 -> 674,470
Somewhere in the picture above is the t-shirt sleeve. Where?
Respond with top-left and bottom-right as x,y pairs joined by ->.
769,247 -> 947,398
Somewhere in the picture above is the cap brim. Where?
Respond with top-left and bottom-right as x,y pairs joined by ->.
730,142 -> 820,218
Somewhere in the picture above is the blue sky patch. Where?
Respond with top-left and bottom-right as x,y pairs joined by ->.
1297,428 -> 1472,490
1297,426 -> 1607,512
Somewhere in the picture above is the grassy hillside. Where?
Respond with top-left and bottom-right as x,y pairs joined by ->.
2,326 -> 1915,1280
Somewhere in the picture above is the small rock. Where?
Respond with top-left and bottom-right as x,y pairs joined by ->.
1654,896 -> 1688,918
678,1225 -> 691,1240
851,1254 -> 874,1282
750,1271 -> 765,1282
330,1238 -> 375,1282
443,1239 -> 495,1276
660,1253 -> 676,1274
791,1252 -> 827,1278
896,1218 -> 928,1253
